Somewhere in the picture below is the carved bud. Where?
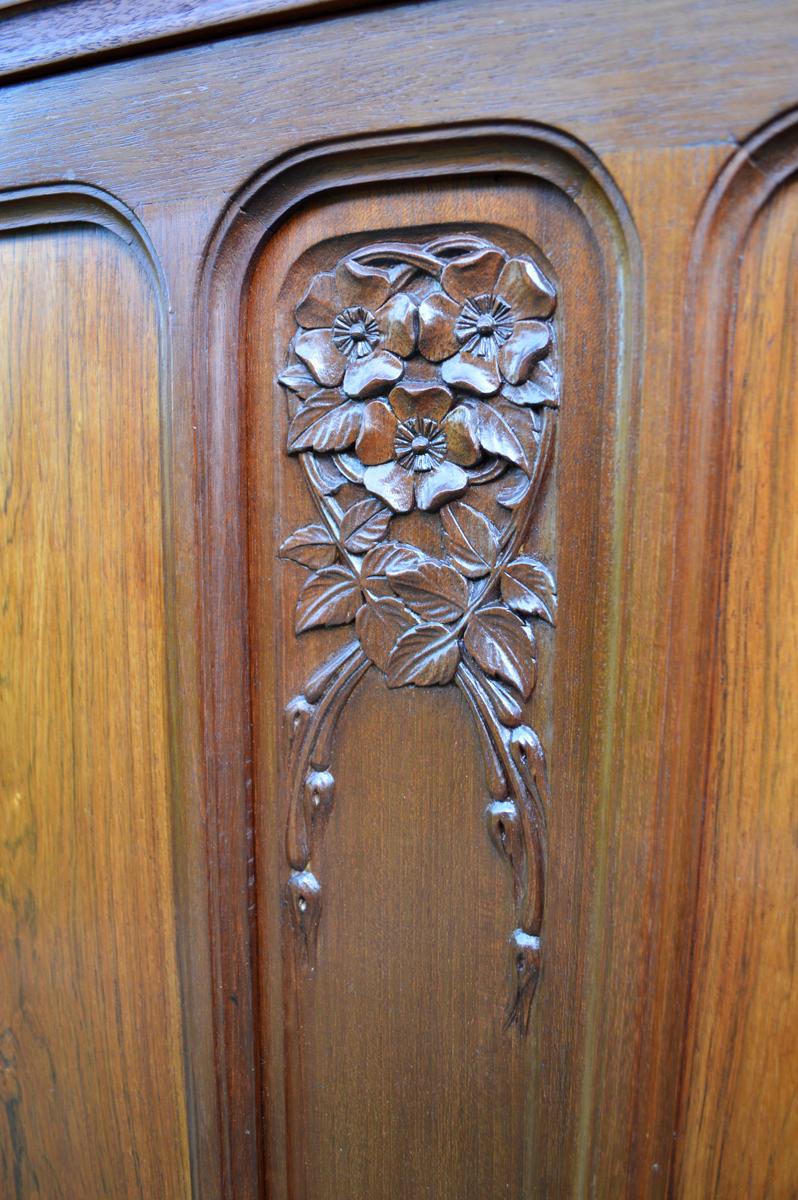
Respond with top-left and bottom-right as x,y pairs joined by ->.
484,800 -> 525,909
285,870 -> 322,969
509,725 -> 549,807
504,928 -> 541,1036
285,695 -> 312,753
303,769 -> 335,831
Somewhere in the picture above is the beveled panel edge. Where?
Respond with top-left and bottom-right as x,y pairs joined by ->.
664,106 -> 798,1191
0,181 -> 214,1200
197,120 -> 643,1200
0,0 -> 392,85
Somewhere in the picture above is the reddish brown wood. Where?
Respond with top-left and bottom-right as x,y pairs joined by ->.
1,5 -> 797,1199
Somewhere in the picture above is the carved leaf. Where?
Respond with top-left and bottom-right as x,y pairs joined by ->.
477,398 -> 533,473
355,597 -> 417,672
295,566 -> 361,633
481,673 -> 524,727
361,541 -> 422,598
386,558 -> 469,623
306,452 -> 348,495
340,498 -> 393,553
464,605 -> 536,698
497,468 -> 532,509
386,622 -> 459,688
504,375 -> 557,408
501,557 -> 557,624
279,523 -> 337,569
287,396 -> 362,453
278,362 -> 320,399
441,501 -> 499,579
531,359 -> 559,407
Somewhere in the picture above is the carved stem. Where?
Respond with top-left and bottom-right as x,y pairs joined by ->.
456,663 -> 546,936
286,646 -> 370,870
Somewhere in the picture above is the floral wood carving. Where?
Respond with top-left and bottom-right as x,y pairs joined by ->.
278,235 -> 559,1034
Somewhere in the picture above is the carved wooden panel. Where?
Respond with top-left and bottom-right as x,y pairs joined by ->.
4,5 -> 798,1199
211,136 -> 638,1198
278,233 -> 559,1032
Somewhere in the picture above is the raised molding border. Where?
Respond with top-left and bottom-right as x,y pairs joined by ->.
197,121 -> 642,1199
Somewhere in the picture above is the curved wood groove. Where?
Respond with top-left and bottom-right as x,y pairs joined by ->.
198,121 -> 642,1199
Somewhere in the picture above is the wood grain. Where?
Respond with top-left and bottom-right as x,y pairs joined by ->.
0,5 -> 796,1197
675,174 -> 798,1199
0,227 -> 190,1198
0,0 -> 389,83
3,1 -> 798,208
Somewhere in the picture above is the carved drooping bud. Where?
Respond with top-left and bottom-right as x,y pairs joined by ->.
509,725 -> 550,808
504,928 -> 541,1035
484,800 -> 525,909
285,695 -> 312,753
286,870 -> 322,969
303,768 -> 334,833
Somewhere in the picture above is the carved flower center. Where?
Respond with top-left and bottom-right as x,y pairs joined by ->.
394,417 -> 447,473
332,306 -> 380,358
454,293 -> 513,358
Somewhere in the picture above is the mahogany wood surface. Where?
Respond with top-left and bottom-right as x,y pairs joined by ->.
0,3 -> 796,1198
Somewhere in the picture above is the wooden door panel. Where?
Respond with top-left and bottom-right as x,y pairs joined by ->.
242,172 -> 624,1198
0,221 -> 190,1197
676,134 -> 798,1199
0,5 -> 795,1199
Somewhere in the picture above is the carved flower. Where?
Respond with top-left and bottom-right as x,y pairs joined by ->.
354,382 -> 481,513
418,249 -> 556,396
294,260 -> 417,399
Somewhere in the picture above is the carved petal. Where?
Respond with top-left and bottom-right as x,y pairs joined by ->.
355,401 -> 397,465
495,256 -> 556,320
417,292 -> 460,361
498,320 -> 551,385
441,349 -> 501,396
442,404 -> 482,465
295,329 -> 347,387
389,381 -> 452,422
377,293 -> 417,358
335,258 -> 393,309
295,271 -> 342,329
414,461 -> 469,511
363,461 -> 416,513
343,350 -> 404,399
440,249 -> 505,304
